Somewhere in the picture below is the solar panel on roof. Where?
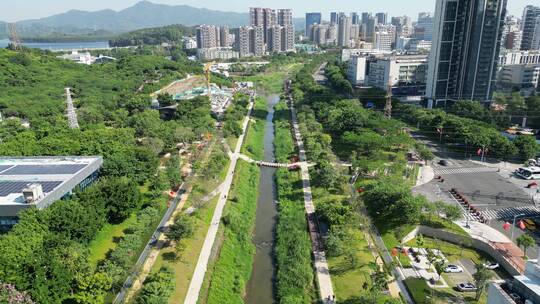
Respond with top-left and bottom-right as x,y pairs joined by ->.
0,181 -> 62,197
0,164 -> 86,175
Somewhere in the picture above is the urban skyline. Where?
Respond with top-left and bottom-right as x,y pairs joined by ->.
0,0 -> 531,22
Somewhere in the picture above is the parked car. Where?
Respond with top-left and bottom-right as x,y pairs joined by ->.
483,261 -> 499,270
439,159 -> 449,166
509,293 -> 520,301
457,282 -> 477,292
523,218 -> 536,231
444,264 -> 464,273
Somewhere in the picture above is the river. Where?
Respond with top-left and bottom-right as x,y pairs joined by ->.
246,94 -> 280,304
0,39 -> 110,50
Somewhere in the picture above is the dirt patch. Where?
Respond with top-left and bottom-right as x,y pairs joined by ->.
152,76 -> 207,97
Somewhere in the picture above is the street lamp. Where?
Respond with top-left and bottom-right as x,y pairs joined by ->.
511,213 -> 526,241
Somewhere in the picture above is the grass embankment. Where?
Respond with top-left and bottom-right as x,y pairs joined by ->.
273,101 -> 316,303
241,96 -> 268,160
88,213 -> 138,265
203,160 -> 260,304
235,63 -> 302,94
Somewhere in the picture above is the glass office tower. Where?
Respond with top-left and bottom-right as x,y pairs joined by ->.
426,0 -> 507,107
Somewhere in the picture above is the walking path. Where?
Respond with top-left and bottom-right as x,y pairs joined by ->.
415,165 -> 434,187
288,93 -> 335,301
183,95 -> 255,304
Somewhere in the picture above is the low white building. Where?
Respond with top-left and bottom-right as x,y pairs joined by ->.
499,50 -> 540,66
409,39 -> 431,52
196,48 -> 239,61
58,51 -> 94,65
347,56 -> 368,86
498,64 -> 540,94
367,54 -> 428,91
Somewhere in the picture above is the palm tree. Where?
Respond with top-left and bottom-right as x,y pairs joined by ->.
516,234 -> 535,258
473,264 -> 492,301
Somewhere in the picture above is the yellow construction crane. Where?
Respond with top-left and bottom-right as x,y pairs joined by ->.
203,62 -> 214,99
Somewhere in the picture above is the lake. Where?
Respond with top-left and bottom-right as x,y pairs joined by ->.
0,39 -> 110,51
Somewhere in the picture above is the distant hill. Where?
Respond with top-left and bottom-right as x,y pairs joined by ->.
5,1 -> 305,39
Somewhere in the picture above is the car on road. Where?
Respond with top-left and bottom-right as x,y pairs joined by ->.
483,261 -> 499,270
523,219 -> 536,231
509,293 -> 521,301
457,282 -> 477,292
438,159 -> 449,166
444,264 -> 463,273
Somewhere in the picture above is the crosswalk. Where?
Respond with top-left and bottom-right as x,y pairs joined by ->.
435,167 -> 498,175
479,206 -> 540,220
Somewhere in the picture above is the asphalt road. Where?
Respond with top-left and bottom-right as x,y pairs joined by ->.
412,133 -> 540,259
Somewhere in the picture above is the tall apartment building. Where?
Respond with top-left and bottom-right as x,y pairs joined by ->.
219,26 -> 230,47
374,31 -> 393,51
235,26 -> 265,57
281,25 -> 295,52
521,5 -> 540,50
327,24 -> 338,45
338,15 -> 351,47
364,17 -> 376,42
330,12 -> 338,24
196,25 -> 219,49
415,12 -> 434,41
250,7 -> 276,43
426,0 -> 507,107
306,12 -> 322,34
361,12 -> 372,25
351,12 -> 360,25
375,12 -> 387,25
501,15 -> 522,50
278,9 -> 292,26
267,26 -> 282,52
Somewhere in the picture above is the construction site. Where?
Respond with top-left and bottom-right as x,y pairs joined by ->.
151,74 -> 233,115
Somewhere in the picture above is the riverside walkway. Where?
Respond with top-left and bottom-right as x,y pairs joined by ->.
286,82 -> 335,301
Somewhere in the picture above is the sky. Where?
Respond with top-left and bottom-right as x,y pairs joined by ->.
0,0 -> 532,22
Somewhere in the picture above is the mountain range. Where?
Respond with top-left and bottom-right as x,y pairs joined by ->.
0,1 -> 305,39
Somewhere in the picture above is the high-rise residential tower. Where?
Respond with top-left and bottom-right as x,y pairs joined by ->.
426,0 -> 507,107
306,12 -> 322,34
338,15 -> 351,47
250,7 -> 276,43
196,25 -> 219,49
521,5 -> 540,50
351,12 -> 360,25
330,12 -> 338,24
375,12 -> 387,25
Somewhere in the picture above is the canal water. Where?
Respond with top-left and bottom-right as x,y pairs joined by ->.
246,94 -> 280,304
0,39 -> 110,50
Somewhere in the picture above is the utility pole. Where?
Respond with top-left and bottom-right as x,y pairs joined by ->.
8,23 -> 21,50
384,80 -> 392,118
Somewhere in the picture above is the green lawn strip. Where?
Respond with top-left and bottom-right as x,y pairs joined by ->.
273,100 -> 315,303
148,195 -> 220,303
88,213 -> 138,266
241,96 -> 267,160
274,169 -> 316,303
326,229 -> 375,301
419,217 -> 469,237
204,160 -> 260,304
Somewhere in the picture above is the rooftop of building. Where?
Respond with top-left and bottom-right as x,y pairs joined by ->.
0,156 -> 102,207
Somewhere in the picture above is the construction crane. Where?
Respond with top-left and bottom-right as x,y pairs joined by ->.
384,80 -> 393,118
203,62 -> 214,99
7,23 -> 21,50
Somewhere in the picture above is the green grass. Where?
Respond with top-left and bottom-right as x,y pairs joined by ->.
403,278 -> 431,304
234,63 -> 301,94
273,100 -> 316,303
87,213 -> 138,266
420,216 -> 469,236
204,160 -> 260,304
241,97 -> 267,160
326,229 -> 376,300
150,195 -> 220,303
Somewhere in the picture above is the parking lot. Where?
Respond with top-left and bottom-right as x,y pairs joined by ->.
412,135 -> 540,258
